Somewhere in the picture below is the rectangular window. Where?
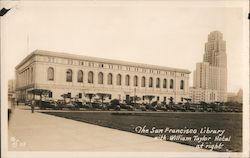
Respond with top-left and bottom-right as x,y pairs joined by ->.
157,96 -> 159,101
79,93 -> 82,98
164,97 -> 166,101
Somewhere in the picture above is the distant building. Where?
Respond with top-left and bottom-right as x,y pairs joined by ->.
227,89 -> 243,103
8,79 -> 16,100
191,31 -> 227,104
15,50 -> 191,103
189,87 -> 218,104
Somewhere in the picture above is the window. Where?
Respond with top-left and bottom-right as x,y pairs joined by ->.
170,79 -> 174,89
88,71 -> 94,83
77,70 -> 83,82
163,79 -> 167,88
116,74 -> 122,85
31,67 -> 33,82
149,77 -> 153,88
48,67 -> 54,81
49,91 -> 53,98
157,96 -> 159,101
107,73 -> 113,85
67,92 -> 71,98
98,72 -> 104,84
66,69 -> 72,82
141,76 -> 146,87
133,76 -> 138,87
180,80 -> 184,90
125,75 -> 130,86
79,93 -> 82,98
156,78 -> 160,88
164,97 -> 167,101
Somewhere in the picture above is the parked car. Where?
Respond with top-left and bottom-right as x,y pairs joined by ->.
64,102 -> 79,110
91,102 -> 102,109
82,104 -> 92,109
39,101 -> 59,110
25,100 -> 32,106
189,107 -> 196,112
107,104 -> 120,111
156,105 -> 167,111
146,104 -> 157,111
140,106 -> 147,111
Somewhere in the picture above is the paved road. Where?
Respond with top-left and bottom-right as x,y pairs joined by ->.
8,106 -> 206,152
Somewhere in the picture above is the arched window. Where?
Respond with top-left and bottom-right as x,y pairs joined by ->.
31,67 -> 33,82
170,79 -> 174,89
149,77 -> 153,88
125,75 -> 130,86
88,71 -> 94,84
66,69 -> 72,82
163,79 -> 167,88
141,76 -> 146,87
156,78 -> 160,88
48,67 -> 54,81
107,73 -> 113,85
77,70 -> 83,82
180,80 -> 184,90
133,76 -> 138,87
116,74 -> 122,85
98,72 -> 103,84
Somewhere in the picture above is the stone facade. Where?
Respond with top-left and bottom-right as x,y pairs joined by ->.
15,50 -> 190,103
192,31 -> 227,103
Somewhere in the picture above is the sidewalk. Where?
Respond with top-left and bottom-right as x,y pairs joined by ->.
8,106 -> 206,152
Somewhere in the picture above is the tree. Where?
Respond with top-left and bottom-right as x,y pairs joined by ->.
60,93 -> 68,102
143,95 -> 155,105
85,93 -> 96,105
96,93 -> 111,106
28,89 -> 51,100
28,88 -> 51,107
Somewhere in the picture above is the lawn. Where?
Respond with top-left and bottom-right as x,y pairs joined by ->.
42,111 -> 242,152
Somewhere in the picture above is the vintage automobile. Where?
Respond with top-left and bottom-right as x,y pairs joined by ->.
39,100 -> 59,110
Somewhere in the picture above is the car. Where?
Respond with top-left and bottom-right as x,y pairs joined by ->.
107,104 -> 121,111
120,104 -> 134,111
140,106 -> 147,111
156,105 -> 167,111
25,100 -> 32,106
146,104 -> 157,111
39,101 -> 58,110
91,102 -> 101,109
73,101 -> 84,108
127,105 -> 135,111
189,107 -> 196,112
64,102 -> 79,110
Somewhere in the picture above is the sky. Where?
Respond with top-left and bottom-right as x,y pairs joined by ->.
1,1 -> 247,93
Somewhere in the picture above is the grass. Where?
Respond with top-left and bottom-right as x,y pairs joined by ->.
42,111 -> 242,152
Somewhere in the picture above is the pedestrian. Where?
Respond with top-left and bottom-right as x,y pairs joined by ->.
31,100 -> 35,113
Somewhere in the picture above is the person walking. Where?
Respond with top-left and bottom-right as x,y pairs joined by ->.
31,99 -> 35,113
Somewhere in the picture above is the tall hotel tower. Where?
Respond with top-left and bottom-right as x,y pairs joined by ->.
191,31 -> 227,103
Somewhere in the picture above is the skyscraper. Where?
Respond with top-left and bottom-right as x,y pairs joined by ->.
191,31 -> 227,103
